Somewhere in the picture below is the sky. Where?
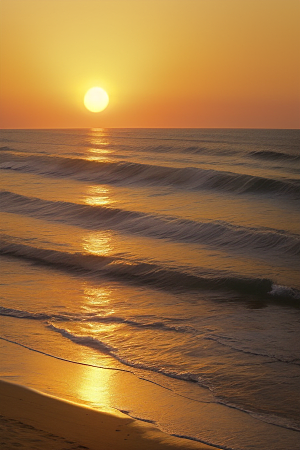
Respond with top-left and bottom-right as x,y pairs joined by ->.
0,0 -> 299,129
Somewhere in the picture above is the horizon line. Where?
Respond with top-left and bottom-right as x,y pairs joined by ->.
1,126 -> 299,131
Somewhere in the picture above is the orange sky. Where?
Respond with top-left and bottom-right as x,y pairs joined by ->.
0,0 -> 299,129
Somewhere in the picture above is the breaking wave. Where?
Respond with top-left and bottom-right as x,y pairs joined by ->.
0,306 -> 192,333
1,191 -> 300,259
1,239 -> 299,301
1,152 -> 300,198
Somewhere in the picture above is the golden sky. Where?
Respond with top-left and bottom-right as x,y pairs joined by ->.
0,0 -> 299,128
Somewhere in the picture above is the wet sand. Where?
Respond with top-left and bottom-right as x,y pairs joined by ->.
0,380 -> 216,450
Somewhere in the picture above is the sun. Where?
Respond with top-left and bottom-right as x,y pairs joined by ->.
84,87 -> 109,113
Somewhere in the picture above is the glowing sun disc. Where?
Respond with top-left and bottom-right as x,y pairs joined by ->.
84,87 -> 109,113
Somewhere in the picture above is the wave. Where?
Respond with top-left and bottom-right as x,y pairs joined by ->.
46,324 -> 300,435
2,334 -> 299,440
2,305 -> 300,366
205,333 -> 300,366
1,152 -> 300,198
249,150 -> 300,162
1,191 -> 300,259
3,304 -> 299,365
0,335 -> 131,374
47,323 -> 116,353
0,328 -> 205,387
1,239 -> 299,301
1,334 -> 298,439
0,305 -> 191,333
45,322 -> 205,384
142,144 -> 237,157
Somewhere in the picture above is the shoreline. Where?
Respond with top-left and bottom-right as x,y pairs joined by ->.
0,379 -> 216,450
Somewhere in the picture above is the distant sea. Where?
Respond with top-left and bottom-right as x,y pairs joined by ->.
0,128 -> 300,450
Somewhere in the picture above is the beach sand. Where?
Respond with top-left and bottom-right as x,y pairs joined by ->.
0,380 -> 216,450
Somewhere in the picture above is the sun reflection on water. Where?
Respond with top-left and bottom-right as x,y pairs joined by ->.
82,231 -> 113,257
88,127 -> 109,145
76,137 -> 122,402
86,152 -> 112,163
76,364 -> 117,411
83,128 -> 115,203
75,283 -> 119,409
83,285 -> 113,310
85,128 -> 114,162
82,152 -> 115,258
84,185 -> 112,207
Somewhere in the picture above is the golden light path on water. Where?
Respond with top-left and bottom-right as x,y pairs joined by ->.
82,132 -> 115,256
84,186 -> 111,207
85,129 -> 113,163
74,128 -> 119,408
82,129 -> 115,257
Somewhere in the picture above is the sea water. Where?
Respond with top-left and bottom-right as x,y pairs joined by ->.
0,128 -> 299,450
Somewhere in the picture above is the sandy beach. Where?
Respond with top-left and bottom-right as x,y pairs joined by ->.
0,379 -> 216,450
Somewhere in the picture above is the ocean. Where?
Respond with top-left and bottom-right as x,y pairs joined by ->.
0,128 -> 299,450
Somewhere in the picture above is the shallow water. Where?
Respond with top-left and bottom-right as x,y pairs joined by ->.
1,128 -> 300,450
